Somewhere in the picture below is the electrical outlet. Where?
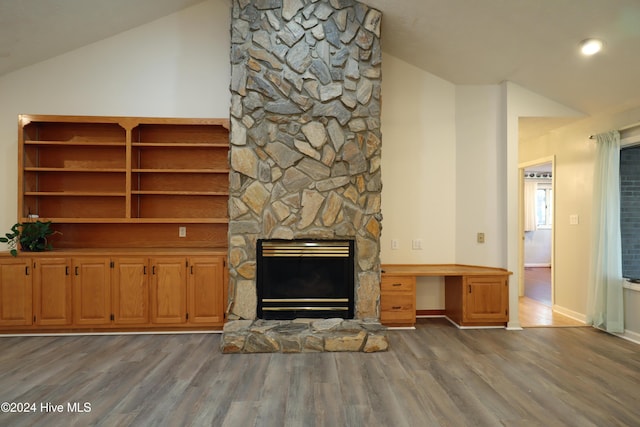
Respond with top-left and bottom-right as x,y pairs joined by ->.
391,239 -> 399,250
477,232 -> 485,243
412,239 -> 422,250
179,226 -> 187,237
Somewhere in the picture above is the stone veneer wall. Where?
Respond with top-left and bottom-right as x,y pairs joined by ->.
228,0 -> 382,320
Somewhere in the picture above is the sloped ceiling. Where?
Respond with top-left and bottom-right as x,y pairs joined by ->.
0,0 -> 203,75
2,0 -> 640,126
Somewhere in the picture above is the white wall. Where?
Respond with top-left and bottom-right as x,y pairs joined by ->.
455,85 -> 504,266
380,53 -> 456,310
524,229 -> 552,266
0,0 -> 231,234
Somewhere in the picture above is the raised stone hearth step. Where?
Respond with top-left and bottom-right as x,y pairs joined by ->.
221,318 -> 388,353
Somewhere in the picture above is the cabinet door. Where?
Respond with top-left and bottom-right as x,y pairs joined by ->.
188,256 -> 224,325
72,257 -> 111,325
112,257 -> 149,325
34,258 -> 72,326
464,276 -> 508,323
150,257 -> 186,324
0,258 -> 32,326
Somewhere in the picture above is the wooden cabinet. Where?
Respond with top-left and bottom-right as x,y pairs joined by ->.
150,257 -> 187,324
0,252 -> 226,332
33,257 -> 72,326
149,256 -> 226,326
112,257 -> 149,325
0,258 -> 32,326
445,275 -> 508,327
72,257 -> 111,325
2,114 -> 230,334
380,275 -> 416,326
464,276 -> 509,323
188,256 -> 225,324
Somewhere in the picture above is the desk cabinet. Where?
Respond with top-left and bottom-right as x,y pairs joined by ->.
445,275 -> 508,327
380,275 -> 415,326
381,264 -> 510,328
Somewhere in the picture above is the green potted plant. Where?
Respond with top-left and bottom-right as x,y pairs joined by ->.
0,220 -> 58,257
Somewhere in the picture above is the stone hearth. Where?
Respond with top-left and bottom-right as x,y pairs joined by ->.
227,0 -> 383,326
221,318 -> 388,353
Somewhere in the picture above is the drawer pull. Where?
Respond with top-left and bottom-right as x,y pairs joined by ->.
392,306 -> 402,310
392,283 -> 402,287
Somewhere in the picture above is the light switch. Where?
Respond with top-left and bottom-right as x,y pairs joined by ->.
569,214 -> 579,225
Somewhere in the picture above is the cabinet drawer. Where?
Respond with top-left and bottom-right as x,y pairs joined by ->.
381,275 -> 415,293
380,294 -> 414,321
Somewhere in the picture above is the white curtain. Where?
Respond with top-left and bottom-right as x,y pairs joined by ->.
586,130 -> 624,333
524,181 -> 537,232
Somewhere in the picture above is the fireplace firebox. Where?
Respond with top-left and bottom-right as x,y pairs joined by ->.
257,239 -> 355,320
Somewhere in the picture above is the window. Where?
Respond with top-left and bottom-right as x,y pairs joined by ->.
620,145 -> 640,280
536,183 -> 553,228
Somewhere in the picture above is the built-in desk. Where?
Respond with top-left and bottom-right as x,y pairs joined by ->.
380,264 -> 511,328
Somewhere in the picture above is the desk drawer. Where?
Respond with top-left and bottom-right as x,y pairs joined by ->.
381,275 -> 415,293
380,294 -> 415,323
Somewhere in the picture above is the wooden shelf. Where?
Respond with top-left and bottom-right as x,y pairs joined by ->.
24,192 -> 126,197
132,168 -> 229,174
20,217 -> 229,224
25,140 -> 125,146
132,191 -> 228,196
25,167 -> 126,173
132,142 -> 229,148
18,114 -> 230,249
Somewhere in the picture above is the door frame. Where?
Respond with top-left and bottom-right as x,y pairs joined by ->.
518,155 -> 555,304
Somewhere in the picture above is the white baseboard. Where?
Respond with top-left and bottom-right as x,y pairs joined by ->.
552,304 -> 586,323
615,329 -> 640,345
524,263 -> 551,268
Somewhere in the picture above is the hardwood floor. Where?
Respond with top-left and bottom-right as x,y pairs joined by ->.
524,267 -> 552,306
521,266 -> 584,327
1,319 -> 638,426
519,297 -> 585,327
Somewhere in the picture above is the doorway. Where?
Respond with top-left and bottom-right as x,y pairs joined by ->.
523,161 -> 553,306
519,157 -> 558,327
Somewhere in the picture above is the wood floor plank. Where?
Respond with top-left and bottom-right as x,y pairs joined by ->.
1,319 -> 639,426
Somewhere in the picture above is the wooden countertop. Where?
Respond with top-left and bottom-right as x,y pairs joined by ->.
381,264 -> 511,277
0,247 -> 228,257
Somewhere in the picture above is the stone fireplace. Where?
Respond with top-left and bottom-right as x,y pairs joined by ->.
226,0 -> 383,340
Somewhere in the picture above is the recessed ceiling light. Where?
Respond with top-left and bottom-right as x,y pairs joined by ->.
579,38 -> 604,56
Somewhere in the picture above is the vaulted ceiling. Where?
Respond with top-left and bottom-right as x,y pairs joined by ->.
2,0 -> 640,129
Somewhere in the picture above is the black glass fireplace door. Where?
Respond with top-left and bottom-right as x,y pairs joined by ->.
257,239 -> 355,320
